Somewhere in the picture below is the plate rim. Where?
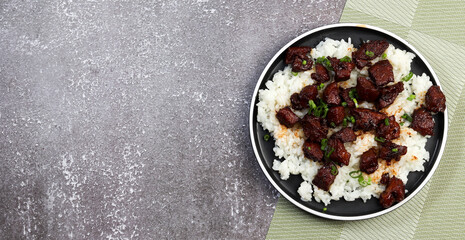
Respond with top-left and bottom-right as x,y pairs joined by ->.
248,22 -> 449,221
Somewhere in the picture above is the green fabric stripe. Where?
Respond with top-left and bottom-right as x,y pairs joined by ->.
267,0 -> 465,238
412,0 -> 465,46
266,196 -> 343,239
340,8 -> 410,38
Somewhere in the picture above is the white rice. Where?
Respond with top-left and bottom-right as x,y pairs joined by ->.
257,38 -> 431,205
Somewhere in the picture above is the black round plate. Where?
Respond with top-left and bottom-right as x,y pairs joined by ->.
249,23 -> 448,220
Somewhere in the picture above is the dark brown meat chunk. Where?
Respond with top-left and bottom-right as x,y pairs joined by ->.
285,47 -> 311,64
352,40 -> 389,69
359,148 -> 379,174
380,172 -> 390,185
328,57 -> 355,81
303,141 -> 323,162
340,87 -> 356,108
276,107 -> 299,128
425,86 -> 446,113
379,141 -> 407,162
285,46 -> 313,72
290,85 -> 319,110
327,138 -> 351,166
331,128 -> 357,143
356,77 -> 379,102
327,106 -> 345,126
368,60 -> 394,86
378,82 -> 404,109
311,63 -> 330,83
290,93 -> 305,110
312,164 -> 337,191
410,108 -> 435,136
323,82 -> 341,106
300,85 -> 318,105
301,115 -> 328,142
379,177 -> 405,208
351,108 -> 387,131
376,116 -> 400,140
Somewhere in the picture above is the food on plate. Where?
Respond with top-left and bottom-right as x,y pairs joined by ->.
256,38 -> 446,208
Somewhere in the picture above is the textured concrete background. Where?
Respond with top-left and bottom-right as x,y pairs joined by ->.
0,1 -> 345,239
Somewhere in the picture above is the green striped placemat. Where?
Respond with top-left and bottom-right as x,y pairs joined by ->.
266,1 -> 465,239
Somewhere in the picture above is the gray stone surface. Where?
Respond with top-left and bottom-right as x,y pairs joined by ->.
0,1 -> 345,239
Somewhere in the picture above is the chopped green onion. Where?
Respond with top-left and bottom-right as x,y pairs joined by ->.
330,163 -> 338,176
353,98 -> 359,108
340,56 -> 351,62
330,122 -> 336,128
309,100 -> 316,110
392,148 -> 398,152
375,136 -> 386,143
400,122 -> 404,126
365,50 -> 375,57
341,102 -> 348,107
384,118 -> 390,126
325,147 -> 335,159
342,118 -> 348,127
317,83 -> 325,90
308,146 -> 311,151
291,71 -> 298,76
320,138 -> 328,151
264,134 -> 270,141
321,106 -> 329,118
359,178 -> 371,187
349,116 -> 355,124
382,53 -> 387,59
316,57 -> 333,70
407,94 -> 416,101
401,72 -> 414,82
401,113 -> 413,122
349,89 -> 358,99
323,207 -> 327,212
302,60 -> 307,65
349,170 -> 362,178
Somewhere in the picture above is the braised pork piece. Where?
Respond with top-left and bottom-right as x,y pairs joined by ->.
352,40 -> 389,69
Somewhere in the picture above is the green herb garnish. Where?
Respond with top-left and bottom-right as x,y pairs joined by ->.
340,56 -> 351,62
401,113 -> 413,122
401,72 -> 414,82
400,122 -> 404,126
330,162 -> 338,176
375,136 -> 386,143
325,147 -> 335,159
302,60 -> 307,65
341,102 -> 347,107
382,53 -> 387,59
291,72 -> 298,76
407,94 -> 416,101
316,57 -> 333,70
330,122 -> 336,128
342,118 -> 348,127
349,170 -> 362,178
318,83 -> 325,90
384,118 -> 390,126
264,134 -> 270,141
320,138 -> 328,151
323,207 -> 327,212
349,116 -> 355,124
353,99 -> 359,108
365,50 -> 375,57
392,148 -> 398,152
308,100 -> 317,115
